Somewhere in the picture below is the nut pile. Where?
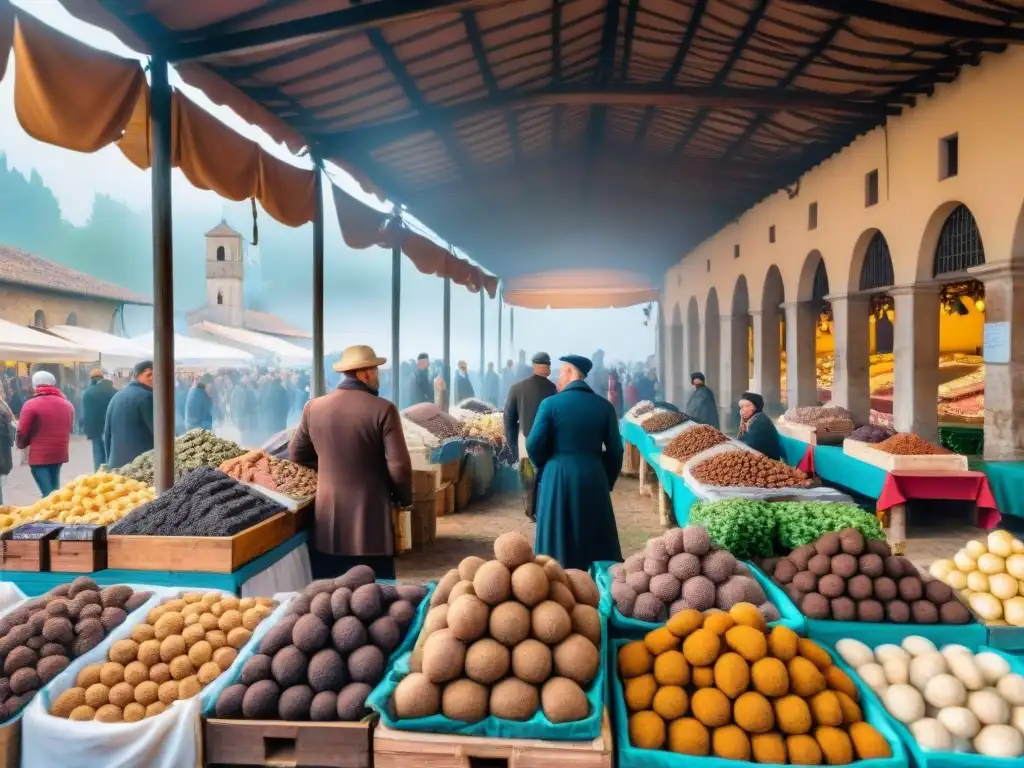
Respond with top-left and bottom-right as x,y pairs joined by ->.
215,566 -> 427,722
0,578 -> 151,719
930,529 -> 1024,627
769,528 -> 971,624
50,591 -> 276,723
610,526 -> 780,624
784,405 -> 854,425
642,411 -> 687,434
874,433 -> 948,456
402,404 -> 464,440
390,532 -> 602,724
629,401 -> 656,418
620,603 -> 892,763
119,429 -> 248,485
0,472 -> 156,533
220,450 -> 318,499
662,425 -> 728,462
690,451 -> 812,489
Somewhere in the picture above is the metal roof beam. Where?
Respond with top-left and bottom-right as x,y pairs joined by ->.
463,12 -> 523,165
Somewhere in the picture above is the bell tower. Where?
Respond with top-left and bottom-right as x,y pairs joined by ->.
204,220 -> 244,327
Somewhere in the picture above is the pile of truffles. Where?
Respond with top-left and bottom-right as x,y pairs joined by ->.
768,528 -> 971,624
0,578 -> 150,719
690,451 -> 812,489
215,566 -> 426,722
662,425 -> 728,463
628,401 -> 655,419
874,433 -> 948,456
620,603 -> 892,763
50,591 -> 276,723
836,636 -> 1024,758
219,450 -> 318,499
641,411 -> 687,434
609,526 -> 781,625
390,532 -> 602,724
402,404 -> 464,440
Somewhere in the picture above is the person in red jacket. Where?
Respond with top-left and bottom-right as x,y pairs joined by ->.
16,371 -> 74,497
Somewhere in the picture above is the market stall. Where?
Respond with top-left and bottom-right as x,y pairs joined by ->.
46,326 -> 151,371
0,318 -> 98,362
130,332 -> 255,369
193,320 -> 311,368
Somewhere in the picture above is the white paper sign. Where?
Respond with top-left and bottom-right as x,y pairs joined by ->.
984,321 -> 1010,364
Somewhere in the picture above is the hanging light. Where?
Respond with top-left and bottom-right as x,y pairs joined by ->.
869,314 -> 876,324
975,298 -> 986,313
886,308 -> 895,322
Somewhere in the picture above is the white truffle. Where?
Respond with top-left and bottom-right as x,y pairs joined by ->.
996,673 -> 1024,706
858,663 -> 889,696
937,707 -> 981,740
836,638 -> 874,669
883,659 -> 910,686
941,644 -> 972,658
948,653 -> 986,691
884,684 -> 926,724
968,689 -> 1011,726
973,724 -> 1024,758
910,718 -> 953,751
875,644 -> 910,667
924,674 -> 967,709
902,636 -> 938,657
910,653 -> 948,691
975,652 -> 1011,685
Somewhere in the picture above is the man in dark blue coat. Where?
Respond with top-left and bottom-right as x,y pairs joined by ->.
185,378 -> 214,431
104,360 -> 155,469
81,369 -> 116,469
527,354 -> 623,570
685,371 -> 719,428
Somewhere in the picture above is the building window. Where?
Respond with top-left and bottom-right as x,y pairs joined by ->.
865,170 -> 879,207
934,204 -> 985,277
859,232 -> 895,291
216,291 -> 224,305
32,310 -> 46,329
66,312 -> 78,326
216,245 -> 226,261
768,226 -> 775,244
734,244 -> 740,259
808,202 -> 818,230
940,134 -> 959,180
706,259 -> 711,273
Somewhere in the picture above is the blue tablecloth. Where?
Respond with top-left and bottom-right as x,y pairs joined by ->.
812,444 -> 887,499
622,420 -> 697,523
982,460 -> 1024,520
0,531 -> 309,596
778,433 -> 812,469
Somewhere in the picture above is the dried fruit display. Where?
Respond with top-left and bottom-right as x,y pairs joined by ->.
642,411 -> 687,434
0,473 -> 156,534
118,430 -> 247,485
402,404 -> 464,440
768,528 -> 972,625
869,410 -> 894,431
874,433 -> 948,456
929,529 -> 1024,627
220,450 -> 318,499
849,425 -> 894,444
461,412 -> 506,448
628,401 -> 655,419
618,606 -> 894,762
0,577 -> 152,720
110,467 -> 285,537
938,367 -> 985,400
50,591 -> 277,723
783,406 -> 854,436
610,526 -> 780,624
690,451 -> 812,489
663,425 -> 728,462
938,394 -> 984,424
385,532 -> 602,724
214,567 -> 428,722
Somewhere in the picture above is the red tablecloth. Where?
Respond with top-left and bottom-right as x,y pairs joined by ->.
797,444 -> 815,474
876,470 -> 1001,529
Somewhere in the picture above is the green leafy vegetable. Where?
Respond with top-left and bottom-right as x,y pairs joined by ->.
774,501 -> 885,550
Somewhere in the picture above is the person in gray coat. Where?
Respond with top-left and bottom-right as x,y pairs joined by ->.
104,360 -> 155,469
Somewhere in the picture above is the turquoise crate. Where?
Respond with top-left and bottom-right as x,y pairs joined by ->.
610,638 -> 909,768
982,623 -> 1024,653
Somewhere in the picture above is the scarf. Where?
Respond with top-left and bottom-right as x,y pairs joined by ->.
338,377 -> 379,397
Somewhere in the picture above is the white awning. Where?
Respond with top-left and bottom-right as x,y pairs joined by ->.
48,325 -> 151,370
196,321 -> 311,368
131,332 -> 254,368
0,319 -> 98,362
502,269 -> 659,309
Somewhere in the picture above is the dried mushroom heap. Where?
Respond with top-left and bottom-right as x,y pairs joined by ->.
691,450 -> 812,489
118,429 -> 248,485
220,450 -> 318,499
873,433 -> 949,456
619,605 -> 892,763
390,532 -> 602,724
215,566 -> 428,722
110,467 -> 285,537
402,404 -> 464,440
610,526 -> 780,624
768,528 -> 971,624
663,425 -> 728,463
50,591 -> 276,723
0,577 -> 151,719
642,411 -> 687,434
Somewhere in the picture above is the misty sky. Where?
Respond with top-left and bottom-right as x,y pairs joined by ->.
0,1 -> 658,368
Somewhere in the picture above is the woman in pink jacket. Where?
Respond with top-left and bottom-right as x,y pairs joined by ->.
16,371 -> 74,497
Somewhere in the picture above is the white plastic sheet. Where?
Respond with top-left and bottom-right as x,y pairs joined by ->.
649,419 -> 700,448
0,582 -> 27,617
239,542 -> 311,598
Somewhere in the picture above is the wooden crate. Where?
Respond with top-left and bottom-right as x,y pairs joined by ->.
412,470 -> 436,499
443,482 -> 455,516
49,539 -> 107,572
777,418 -> 848,446
843,438 -> 969,472
455,472 -> 473,511
0,536 -> 54,571
373,709 -> 612,768
0,718 -> 20,768
411,491 -> 439,548
439,459 -> 460,485
106,512 -> 295,574
204,717 -> 373,768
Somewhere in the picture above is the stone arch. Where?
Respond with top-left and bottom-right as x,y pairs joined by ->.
762,265 -> 785,311
66,311 -> 79,326
917,201 -> 987,282
797,250 -> 829,304
686,296 -> 700,380
732,275 -> 750,315
849,228 -> 895,293
670,303 -> 684,406
933,204 -> 986,278
704,288 -> 720,390
216,245 -> 226,261
32,310 -> 46,329
757,266 -> 785,411
217,290 -> 224,305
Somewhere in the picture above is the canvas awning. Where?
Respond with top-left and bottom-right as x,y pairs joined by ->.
131,332 -> 254,368
0,318 -> 98,362
196,321 -> 311,368
48,325 -> 151,370
502,270 -> 659,310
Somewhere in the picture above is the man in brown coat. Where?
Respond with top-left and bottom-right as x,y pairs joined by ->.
289,345 -> 412,579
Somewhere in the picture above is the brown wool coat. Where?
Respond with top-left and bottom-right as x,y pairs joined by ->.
289,387 -> 413,556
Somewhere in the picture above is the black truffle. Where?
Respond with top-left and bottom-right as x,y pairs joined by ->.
847,575 -> 873,601
395,585 -> 428,605
27,611 -> 47,634
883,556 -> 905,579
0,678 -> 9,701
865,539 -> 891,558
838,528 -> 865,556
910,600 -> 938,624
773,560 -> 797,585
856,599 -> 884,623
292,614 -> 330,654
124,590 -> 152,613
286,595 -> 312,617
310,690 -> 338,721
336,682 -> 372,721
40,643 -> 67,658
330,588 -> 351,621
388,600 -> 415,629
45,600 -> 70,618
335,565 -> 376,590
278,684 -> 315,721
303,580 -> 336,600
898,576 -> 923,603
36,655 -> 69,684
271,646 -> 309,689
3,693 -> 32,717
258,615 -> 299,656
100,607 -> 128,631
830,554 -> 858,579
347,645 -> 385,685
873,577 -> 897,602
939,600 -> 970,624
858,554 -> 884,578
241,654 -> 273,685
830,597 -> 856,621
242,679 -> 280,719
3,646 -> 37,676
42,617 -> 73,645
924,580 -> 953,605
801,593 -> 830,619
78,603 -> 102,621
26,636 -> 45,652
215,683 -> 247,718
9,667 -> 39,695
818,575 -> 845,599
792,571 -> 818,593
74,589 -> 101,607
808,554 -> 831,576
68,576 -> 99,597
309,593 -> 334,626
331,616 -> 367,654
789,545 -> 817,571
99,585 -> 132,609
308,648 -> 347,693
886,600 -> 910,623
814,533 -> 840,557
350,584 -> 383,623
367,617 -> 401,654
380,585 -> 399,604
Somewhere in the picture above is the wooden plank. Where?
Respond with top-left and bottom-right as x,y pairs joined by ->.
49,539 -> 107,573
0,718 -> 20,768
777,418 -> 819,446
204,716 -> 373,768
0,539 -> 49,572
843,438 -> 968,472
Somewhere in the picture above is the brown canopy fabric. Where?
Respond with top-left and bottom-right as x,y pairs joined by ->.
503,269 -> 659,309
0,1 -> 13,85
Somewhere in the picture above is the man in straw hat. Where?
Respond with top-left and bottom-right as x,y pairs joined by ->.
81,368 -> 116,470
289,345 -> 412,579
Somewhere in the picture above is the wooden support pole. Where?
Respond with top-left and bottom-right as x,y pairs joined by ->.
479,289 -> 485,382
312,163 -> 325,397
391,216 -> 402,406
497,287 -> 503,380
442,274 -> 451,411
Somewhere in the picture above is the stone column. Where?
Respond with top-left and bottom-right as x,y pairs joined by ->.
829,293 -> 871,425
892,284 -> 940,443
719,314 -> 748,432
784,301 -> 818,408
970,262 -> 1024,460
684,325 -> 700,390
751,309 -> 782,414
670,322 -> 685,407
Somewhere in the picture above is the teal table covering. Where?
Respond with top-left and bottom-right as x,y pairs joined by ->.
666,473 -> 698,525
981,460 -> 1024,521
813,444 -> 887,499
778,433 -> 812,469
0,531 -> 309,597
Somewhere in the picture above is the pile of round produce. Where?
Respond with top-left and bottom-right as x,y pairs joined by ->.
662,425 -> 728,463
849,425 -> 895,444
390,532 -> 601,724
0,577 -> 152,719
118,429 -> 247,485
0,472 -> 156,533
642,411 -> 687,434
402,404 -> 464,440
835,637 -> 1024,757
619,603 -> 892,763
769,528 -> 971,624
929,530 -> 1024,626
628,401 -> 655,419
873,433 -> 948,456
215,567 -> 427,722
219,450 -> 318,499
691,450 -> 812,489
610,526 -> 780,624
50,591 -> 276,723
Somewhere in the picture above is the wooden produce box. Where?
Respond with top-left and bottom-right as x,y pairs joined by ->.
411,469 -> 437,498
374,709 -> 612,768
0,532 -> 58,572
777,417 -> 848,446
410,489 -> 441,549
204,716 -> 374,768
843,438 -> 969,472
443,481 -> 455,516
106,512 -> 295,574
439,458 -> 460,485
49,538 -> 107,572
0,718 -> 20,768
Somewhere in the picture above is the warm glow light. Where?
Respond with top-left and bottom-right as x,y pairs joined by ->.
975,298 -> 986,313
819,319 -> 829,332
869,314 -> 876,324
886,309 -> 895,322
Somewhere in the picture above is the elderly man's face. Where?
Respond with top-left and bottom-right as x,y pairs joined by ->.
417,359 -> 428,369
356,367 -> 380,391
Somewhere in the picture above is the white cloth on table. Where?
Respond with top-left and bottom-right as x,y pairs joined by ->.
239,542 -> 312,598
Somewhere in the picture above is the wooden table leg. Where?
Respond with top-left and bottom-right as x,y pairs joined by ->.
658,481 -> 671,527
889,503 -> 907,556
639,459 -> 649,496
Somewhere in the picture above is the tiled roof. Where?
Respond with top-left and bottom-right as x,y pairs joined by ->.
243,309 -> 310,340
0,245 -> 151,305
205,220 -> 242,238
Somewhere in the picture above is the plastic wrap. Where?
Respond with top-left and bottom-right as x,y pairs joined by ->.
649,419 -> 698,448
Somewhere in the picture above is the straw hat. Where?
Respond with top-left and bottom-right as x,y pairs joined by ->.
333,345 -> 387,373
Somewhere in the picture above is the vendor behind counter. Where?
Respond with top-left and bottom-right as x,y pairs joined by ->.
737,391 -> 781,461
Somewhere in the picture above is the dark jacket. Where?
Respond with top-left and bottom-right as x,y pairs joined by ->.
260,380 -> 291,433
413,368 -> 432,405
504,374 -> 557,458
484,370 -> 500,404
636,376 -> 656,403
289,378 -> 412,556
686,384 -> 720,429
185,385 -> 214,431
81,379 -> 116,440
231,384 -> 254,430
104,381 -> 154,468
739,411 -> 782,461
0,399 -> 14,477
454,372 -> 475,402
16,386 -> 75,466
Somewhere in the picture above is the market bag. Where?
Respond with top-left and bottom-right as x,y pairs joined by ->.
609,636 -> 908,768
22,587 -> 294,768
